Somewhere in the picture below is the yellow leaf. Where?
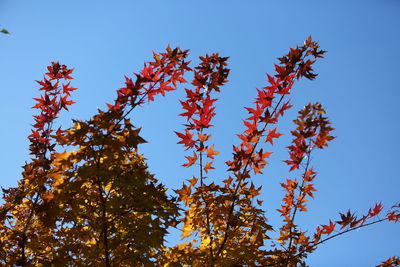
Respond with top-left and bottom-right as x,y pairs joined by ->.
86,238 -> 96,246
104,182 -> 112,192
53,177 -> 64,187
200,236 -> 211,249
181,222 -> 193,239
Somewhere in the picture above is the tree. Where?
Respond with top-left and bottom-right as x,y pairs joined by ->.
0,37 -> 398,266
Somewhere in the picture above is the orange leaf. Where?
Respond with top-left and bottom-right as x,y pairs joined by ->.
207,145 -> 219,159
187,177 -> 198,187
174,183 -> 192,205
204,161 -> 215,173
198,133 -> 211,142
182,151 -> 198,167
42,191 -> 55,201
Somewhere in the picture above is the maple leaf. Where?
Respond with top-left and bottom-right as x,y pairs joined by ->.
303,184 -> 317,198
207,145 -> 219,159
267,74 -> 280,89
187,177 -> 198,187
277,100 -> 293,117
243,120 -> 257,133
193,115 -> 213,129
202,96 -> 217,113
368,202 -> 383,218
175,129 -> 196,149
182,151 -> 198,167
222,176 -> 233,185
321,220 -> 336,235
336,210 -> 357,229
60,95 -> 76,110
266,127 -> 283,144
55,127 -> 64,138
245,105 -> 263,122
255,88 -> 274,108
28,130 -> 41,139
198,133 -> 211,142
387,211 -> 400,222
62,82 -> 77,96
141,65 -> 154,80
174,183 -> 192,206
204,161 -> 215,174
179,100 -> 197,120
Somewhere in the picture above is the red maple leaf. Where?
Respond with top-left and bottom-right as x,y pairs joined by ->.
175,129 -> 196,149
368,202 -> 383,218
387,211 -> 400,222
245,105 -> 263,122
179,101 -> 197,120
336,210 -> 357,229
266,127 -> 283,144
321,220 -> 336,235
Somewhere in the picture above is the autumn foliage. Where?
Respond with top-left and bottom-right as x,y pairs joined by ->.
0,38 -> 398,266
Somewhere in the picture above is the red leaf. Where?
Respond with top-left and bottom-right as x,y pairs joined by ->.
179,101 -> 197,120
336,210 -> 357,229
387,211 -> 400,222
266,127 -> 283,144
368,202 -> 383,218
321,220 -> 336,235
175,129 -> 196,149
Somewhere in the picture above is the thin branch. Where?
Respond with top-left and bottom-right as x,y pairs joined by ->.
263,218 -> 389,267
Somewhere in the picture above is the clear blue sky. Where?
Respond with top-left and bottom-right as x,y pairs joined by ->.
1,1 -> 399,265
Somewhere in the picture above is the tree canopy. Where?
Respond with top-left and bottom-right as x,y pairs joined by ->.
0,37 -> 399,266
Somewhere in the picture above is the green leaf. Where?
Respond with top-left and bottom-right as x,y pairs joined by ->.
1,28 -> 9,34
